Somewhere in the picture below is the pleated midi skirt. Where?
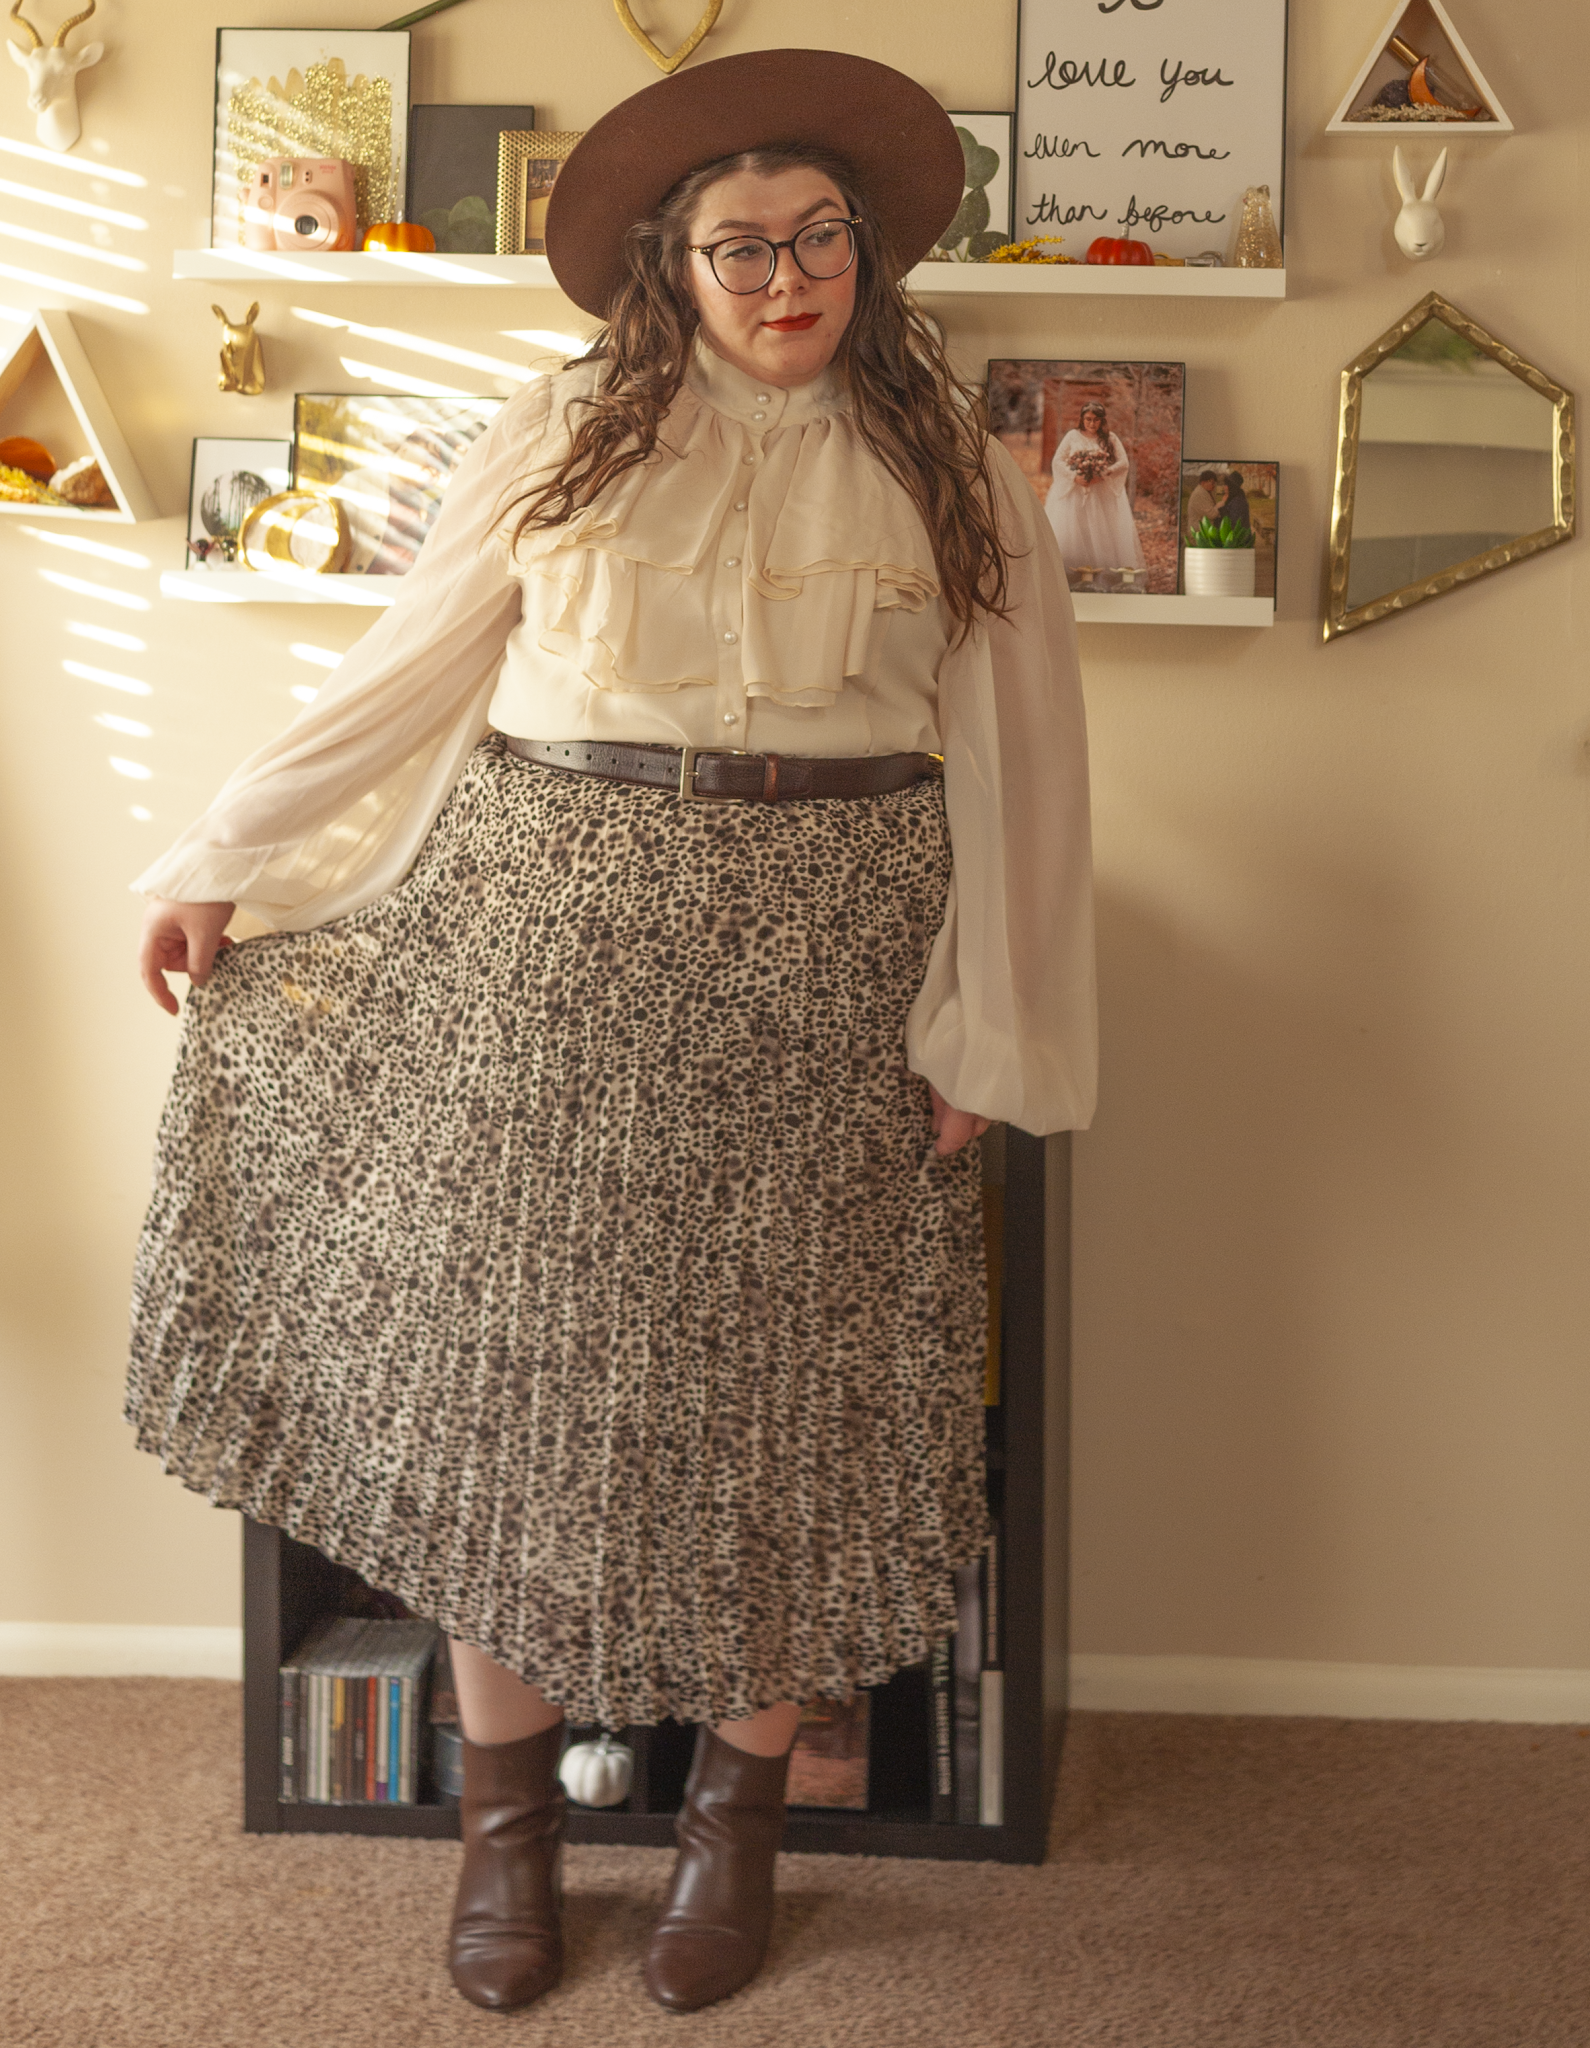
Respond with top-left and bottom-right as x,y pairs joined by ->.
125,735 -> 989,1726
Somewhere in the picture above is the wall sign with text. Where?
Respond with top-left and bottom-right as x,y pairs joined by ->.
1015,0 -> 1288,261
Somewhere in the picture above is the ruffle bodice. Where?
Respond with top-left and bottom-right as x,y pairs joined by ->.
503,344 -> 940,707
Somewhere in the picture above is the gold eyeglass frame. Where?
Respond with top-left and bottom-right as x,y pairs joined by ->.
1324,290 -> 1576,642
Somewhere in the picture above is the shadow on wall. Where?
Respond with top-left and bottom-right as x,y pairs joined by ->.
1069,839 -> 1590,1665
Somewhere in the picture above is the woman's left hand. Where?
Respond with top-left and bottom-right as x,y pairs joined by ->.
929,1083 -> 991,1157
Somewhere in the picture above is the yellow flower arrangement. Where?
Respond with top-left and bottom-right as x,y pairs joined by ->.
0,462 -> 67,505
983,237 -> 1075,264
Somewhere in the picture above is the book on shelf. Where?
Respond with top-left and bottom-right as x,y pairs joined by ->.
980,1517 -> 1004,1827
429,1636 -> 464,1803
279,1616 -> 439,1806
928,1635 -> 956,1823
952,1559 -> 982,1826
937,1513 -> 1004,1827
786,1692 -> 871,1810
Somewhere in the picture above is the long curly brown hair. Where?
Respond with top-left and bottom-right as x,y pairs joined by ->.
503,143 -> 1011,635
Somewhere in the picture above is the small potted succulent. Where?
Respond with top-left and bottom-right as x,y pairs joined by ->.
1183,512 -> 1257,597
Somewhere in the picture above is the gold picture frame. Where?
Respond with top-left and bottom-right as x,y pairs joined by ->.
496,130 -> 584,256
1325,290 -> 1575,642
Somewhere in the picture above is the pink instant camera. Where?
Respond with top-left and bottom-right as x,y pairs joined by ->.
242,157 -> 358,253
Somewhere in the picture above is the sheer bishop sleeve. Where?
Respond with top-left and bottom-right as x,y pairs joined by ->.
132,374 -> 554,931
904,439 -> 1097,1135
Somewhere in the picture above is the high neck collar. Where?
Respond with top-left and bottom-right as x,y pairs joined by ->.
685,334 -> 845,429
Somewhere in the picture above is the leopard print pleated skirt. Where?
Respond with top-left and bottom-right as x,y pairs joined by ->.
125,734 -> 989,1725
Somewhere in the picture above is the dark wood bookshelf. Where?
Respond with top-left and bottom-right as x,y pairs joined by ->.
242,1128 -> 1070,1865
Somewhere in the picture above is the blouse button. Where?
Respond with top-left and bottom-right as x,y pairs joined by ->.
742,453 -> 755,465
752,410 -> 766,421
722,630 -> 738,644
724,556 -> 740,567
733,500 -> 747,511
756,392 -> 770,402
723,711 -> 739,725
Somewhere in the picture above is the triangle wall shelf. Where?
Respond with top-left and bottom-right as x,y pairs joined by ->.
0,311 -> 156,522
1327,0 -> 1514,136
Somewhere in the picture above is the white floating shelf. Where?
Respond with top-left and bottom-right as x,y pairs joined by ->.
161,568 -> 398,607
1072,593 -> 1275,626
162,569 -> 1273,625
908,263 -> 1285,299
173,249 -> 1284,298
174,249 -> 556,287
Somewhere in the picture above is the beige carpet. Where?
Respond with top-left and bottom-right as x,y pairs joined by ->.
1,1680 -> 1586,2047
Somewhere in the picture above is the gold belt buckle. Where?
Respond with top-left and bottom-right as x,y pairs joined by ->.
678,745 -> 746,802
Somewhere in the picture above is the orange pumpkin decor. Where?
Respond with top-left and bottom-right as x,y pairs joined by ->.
362,222 -> 437,253
0,435 -> 56,481
1084,235 -> 1155,266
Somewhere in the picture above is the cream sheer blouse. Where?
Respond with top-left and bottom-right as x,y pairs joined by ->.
134,341 -> 1096,1134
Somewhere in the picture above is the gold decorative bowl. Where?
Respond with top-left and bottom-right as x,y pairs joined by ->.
238,489 -> 352,577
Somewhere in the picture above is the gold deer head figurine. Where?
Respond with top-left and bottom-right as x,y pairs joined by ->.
212,301 -> 265,396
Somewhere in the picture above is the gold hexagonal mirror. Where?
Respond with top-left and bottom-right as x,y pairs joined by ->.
1325,291 -> 1575,640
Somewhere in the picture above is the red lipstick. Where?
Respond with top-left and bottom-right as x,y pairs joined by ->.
764,313 -> 820,331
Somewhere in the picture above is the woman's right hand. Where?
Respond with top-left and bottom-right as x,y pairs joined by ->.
138,897 -> 237,1016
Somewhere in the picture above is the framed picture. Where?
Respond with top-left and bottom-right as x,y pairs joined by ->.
1015,0 -> 1288,263
212,28 -> 411,250
495,130 -> 584,256
930,112 -> 1015,261
186,437 -> 291,568
988,358 -> 1186,594
291,393 -> 504,576
1181,459 -> 1279,596
408,104 -> 536,254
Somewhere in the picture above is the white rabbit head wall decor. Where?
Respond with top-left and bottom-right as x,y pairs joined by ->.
7,0 -> 103,153
1393,146 -> 1447,262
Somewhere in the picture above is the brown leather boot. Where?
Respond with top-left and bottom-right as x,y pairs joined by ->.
643,1724 -> 790,2012
448,1723 -> 566,2011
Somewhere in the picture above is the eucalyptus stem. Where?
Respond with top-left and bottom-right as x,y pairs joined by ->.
380,0 -> 476,28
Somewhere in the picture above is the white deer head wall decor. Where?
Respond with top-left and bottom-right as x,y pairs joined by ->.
7,0 -> 103,154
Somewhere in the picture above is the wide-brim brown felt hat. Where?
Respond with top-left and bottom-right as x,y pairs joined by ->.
544,48 -> 964,317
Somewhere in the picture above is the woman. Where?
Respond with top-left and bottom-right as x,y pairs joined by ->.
1045,399 -> 1145,576
126,50 -> 1094,2017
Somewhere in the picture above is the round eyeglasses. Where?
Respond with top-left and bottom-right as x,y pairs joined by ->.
688,216 -> 862,295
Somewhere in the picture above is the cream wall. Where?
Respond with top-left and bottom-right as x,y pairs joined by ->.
2,1 -> 1587,1676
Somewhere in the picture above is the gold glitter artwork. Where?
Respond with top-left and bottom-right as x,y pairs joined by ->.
227,59 -> 396,242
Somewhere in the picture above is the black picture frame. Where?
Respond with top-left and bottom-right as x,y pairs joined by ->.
186,436 -> 291,569
407,104 -> 537,252
1011,0 -> 1290,257
941,111 -> 1016,258
1180,459 -> 1280,598
988,357 -> 1187,595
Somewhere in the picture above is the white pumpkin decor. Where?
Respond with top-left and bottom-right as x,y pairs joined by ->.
557,1732 -> 634,1808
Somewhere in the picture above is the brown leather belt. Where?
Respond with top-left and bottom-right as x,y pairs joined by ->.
501,736 -> 943,803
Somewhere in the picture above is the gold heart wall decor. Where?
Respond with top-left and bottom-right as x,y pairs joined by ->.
612,0 -> 723,74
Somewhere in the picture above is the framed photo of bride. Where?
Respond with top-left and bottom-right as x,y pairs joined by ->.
987,357 -> 1186,595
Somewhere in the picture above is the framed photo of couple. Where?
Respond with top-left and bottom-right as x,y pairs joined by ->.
1181,461 -> 1280,598
987,357 -> 1186,594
